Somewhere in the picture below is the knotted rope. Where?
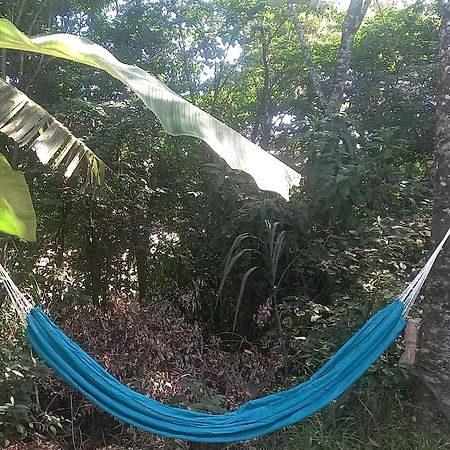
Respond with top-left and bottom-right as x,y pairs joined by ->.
0,262 -> 33,318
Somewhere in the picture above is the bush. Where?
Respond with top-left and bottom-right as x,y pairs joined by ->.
0,340 -> 47,447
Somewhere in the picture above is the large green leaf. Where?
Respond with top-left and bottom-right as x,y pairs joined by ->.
0,153 -> 12,170
0,19 -> 301,200
0,158 -> 36,242
0,79 -> 105,187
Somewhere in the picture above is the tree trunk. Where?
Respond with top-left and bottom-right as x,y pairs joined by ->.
327,0 -> 372,114
1,49 -> 6,81
251,28 -> 271,148
131,214 -> 149,302
418,0 -> 450,431
288,5 -> 325,107
85,202 -> 105,305
55,199 -> 68,265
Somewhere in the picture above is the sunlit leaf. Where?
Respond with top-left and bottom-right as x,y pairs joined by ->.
0,78 -> 105,188
0,164 -> 36,242
0,19 -> 301,199
268,0 -> 319,7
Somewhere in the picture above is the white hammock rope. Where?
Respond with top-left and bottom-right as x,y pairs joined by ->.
0,227 -> 450,320
0,262 -> 33,319
399,226 -> 450,317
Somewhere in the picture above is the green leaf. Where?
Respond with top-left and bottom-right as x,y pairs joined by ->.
0,154 -> 12,170
166,394 -> 187,406
217,248 -> 255,298
335,173 -> 348,183
233,266 -> 258,332
0,19 -> 301,200
0,78 -> 105,187
0,166 -> 36,242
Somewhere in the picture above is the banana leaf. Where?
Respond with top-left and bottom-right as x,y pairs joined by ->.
0,78 -> 105,187
0,154 -> 36,241
0,19 -> 301,200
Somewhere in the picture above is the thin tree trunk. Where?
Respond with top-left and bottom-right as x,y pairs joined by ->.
327,0 -> 372,114
22,5 -> 54,93
288,5 -> 325,107
131,214 -> 149,302
56,200 -> 68,264
85,202 -> 104,305
418,0 -> 450,430
251,29 -> 271,148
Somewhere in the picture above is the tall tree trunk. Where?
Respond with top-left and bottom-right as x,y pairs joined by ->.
288,5 -> 325,107
55,199 -> 68,265
85,202 -> 105,305
131,213 -> 149,302
418,0 -> 450,430
251,28 -> 271,148
327,0 -> 372,114
1,49 -> 6,81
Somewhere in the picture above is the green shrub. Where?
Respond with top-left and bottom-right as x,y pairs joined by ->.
0,339 -> 48,447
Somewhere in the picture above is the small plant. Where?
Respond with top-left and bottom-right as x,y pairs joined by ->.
216,221 -> 297,372
167,379 -> 227,414
0,340 -> 48,447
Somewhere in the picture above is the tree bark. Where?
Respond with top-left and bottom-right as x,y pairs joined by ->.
131,213 -> 149,303
85,201 -> 106,305
1,49 -> 6,81
418,0 -> 450,431
288,5 -> 325,107
251,28 -> 272,148
327,0 -> 372,114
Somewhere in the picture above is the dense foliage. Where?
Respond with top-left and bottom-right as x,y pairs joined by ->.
0,0 -> 448,448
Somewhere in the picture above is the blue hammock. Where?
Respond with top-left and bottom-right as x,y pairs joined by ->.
25,300 -> 406,443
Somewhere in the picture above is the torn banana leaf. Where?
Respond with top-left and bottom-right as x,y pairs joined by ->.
0,19 -> 301,199
0,78 -> 105,187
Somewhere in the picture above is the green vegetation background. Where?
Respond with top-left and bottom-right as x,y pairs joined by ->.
0,0 -> 448,448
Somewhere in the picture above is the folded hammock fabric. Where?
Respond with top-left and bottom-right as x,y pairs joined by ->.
25,302 -> 404,442
1,228 -> 449,443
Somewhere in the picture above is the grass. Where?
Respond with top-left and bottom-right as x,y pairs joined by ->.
5,404 -> 449,449
256,405 -> 450,450
105,398 -> 450,450
277,419 -> 449,450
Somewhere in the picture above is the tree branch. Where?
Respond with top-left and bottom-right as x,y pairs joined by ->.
23,4 -> 54,93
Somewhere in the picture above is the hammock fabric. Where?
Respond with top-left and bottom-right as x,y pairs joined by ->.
1,228 -> 450,443
25,301 -> 405,443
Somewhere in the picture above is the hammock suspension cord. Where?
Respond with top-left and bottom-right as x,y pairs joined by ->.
399,227 -> 450,316
0,262 -> 33,318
